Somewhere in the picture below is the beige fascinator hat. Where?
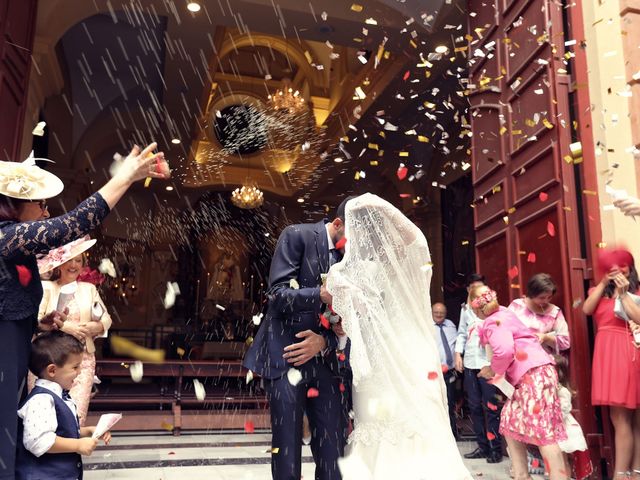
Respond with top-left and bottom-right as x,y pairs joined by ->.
0,151 -> 64,200
38,236 -> 97,274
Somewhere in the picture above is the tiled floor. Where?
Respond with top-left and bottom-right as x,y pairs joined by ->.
83,431 -> 544,479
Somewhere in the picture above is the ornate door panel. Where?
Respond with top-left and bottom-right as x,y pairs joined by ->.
0,0 -> 38,160
469,0 -> 602,474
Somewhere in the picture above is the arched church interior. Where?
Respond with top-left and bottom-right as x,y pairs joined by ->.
14,0 -> 474,431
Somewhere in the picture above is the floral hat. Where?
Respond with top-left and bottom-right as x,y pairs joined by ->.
38,236 -> 97,274
0,151 -> 64,200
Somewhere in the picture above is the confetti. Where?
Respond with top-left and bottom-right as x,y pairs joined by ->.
350,3 -> 363,12
487,432 -> 496,441
246,370 -> 254,384
427,371 -> 438,380
397,164 -> 408,180
193,379 -> 206,401
244,420 -> 255,433
289,278 -> 300,289
163,281 -> 180,309
539,192 -> 548,202
129,360 -> 143,383
487,402 -> 498,411
98,258 -> 116,278
252,313 -> 263,326
307,387 -> 320,398
508,266 -> 519,280
527,252 -> 537,263
287,368 -> 303,386
547,221 -> 556,237
32,121 -> 46,136
16,265 -> 32,287
515,350 -> 528,361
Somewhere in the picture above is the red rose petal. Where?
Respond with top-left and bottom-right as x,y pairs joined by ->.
487,432 -> 496,440
335,237 -> 347,250
441,364 -> 449,374
244,420 -> 255,433
16,265 -> 32,287
307,387 -> 320,398
397,165 -> 408,180
538,192 -> 548,202
508,265 -> 519,280
339,383 -> 346,393
532,403 -> 541,414
403,70 -> 410,81
515,350 -> 528,361
338,353 -> 346,362
427,371 -> 438,380
319,314 -> 330,330
547,221 -> 556,237
531,458 -> 540,469
487,402 -> 498,411
527,252 -> 537,263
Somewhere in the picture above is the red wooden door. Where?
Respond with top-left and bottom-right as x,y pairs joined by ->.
0,0 -> 38,161
468,0 -> 604,475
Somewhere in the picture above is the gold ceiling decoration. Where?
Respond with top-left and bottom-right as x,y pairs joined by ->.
231,180 -> 264,209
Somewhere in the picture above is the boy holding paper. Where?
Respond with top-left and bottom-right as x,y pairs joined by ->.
16,331 -> 112,480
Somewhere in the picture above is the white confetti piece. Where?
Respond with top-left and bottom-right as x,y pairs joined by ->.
252,313 -> 263,326
287,368 -> 302,386
98,258 -> 116,278
32,121 -> 46,136
289,279 -> 299,289
163,281 -> 180,309
130,361 -> 143,383
193,379 -> 206,401
246,370 -> 254,384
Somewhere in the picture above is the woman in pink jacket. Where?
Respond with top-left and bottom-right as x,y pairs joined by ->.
470,285 -> 567,480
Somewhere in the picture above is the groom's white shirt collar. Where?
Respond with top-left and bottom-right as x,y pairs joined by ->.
324,223 -> 335,250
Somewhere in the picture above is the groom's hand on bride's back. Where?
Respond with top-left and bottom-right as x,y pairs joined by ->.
283,330 -> 328,366
320,285 -> 333,304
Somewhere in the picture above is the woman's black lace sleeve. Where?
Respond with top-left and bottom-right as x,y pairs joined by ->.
0,193 -> 110,258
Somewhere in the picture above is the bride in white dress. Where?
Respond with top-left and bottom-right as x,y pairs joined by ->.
326,193 -> 473,480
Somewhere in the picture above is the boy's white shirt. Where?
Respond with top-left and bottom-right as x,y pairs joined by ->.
17,378 -> 79,457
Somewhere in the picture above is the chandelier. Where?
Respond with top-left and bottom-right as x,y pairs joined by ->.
267,79 -> 307,115
231,181 -> 264,209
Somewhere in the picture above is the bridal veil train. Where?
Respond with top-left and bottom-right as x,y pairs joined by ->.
327,193 -> 473,480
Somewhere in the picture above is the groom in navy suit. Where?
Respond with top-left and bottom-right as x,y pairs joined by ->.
244,197 -> 353,480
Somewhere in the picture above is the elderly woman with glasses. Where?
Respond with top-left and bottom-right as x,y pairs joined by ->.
0,145 -> 169,479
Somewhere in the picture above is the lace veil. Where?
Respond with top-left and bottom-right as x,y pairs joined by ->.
327,193 -> 449,435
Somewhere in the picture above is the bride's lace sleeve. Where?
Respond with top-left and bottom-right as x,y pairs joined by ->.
0,193 -> 110,258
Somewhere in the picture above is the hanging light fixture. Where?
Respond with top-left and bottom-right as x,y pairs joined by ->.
267,78 -> 307,115
231,179 -> 264,209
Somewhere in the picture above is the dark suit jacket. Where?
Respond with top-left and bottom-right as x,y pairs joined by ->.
243,220 -> 339,379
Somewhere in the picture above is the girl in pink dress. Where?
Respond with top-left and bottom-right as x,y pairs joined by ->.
470,285 -> 567,480
508,273 -> 570,354
583,248 -> 640,479
37,237 -> 112,426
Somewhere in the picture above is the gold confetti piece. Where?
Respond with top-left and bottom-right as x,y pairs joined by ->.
409,40 -> 417,49
501,66 -> 507,75
376,44 -> 385,63
355,172 -> 361,180
399,151 -> 409,157
245,336 -> 254,346
384,51 -> 390,59
582,190 -> 598,196
177,347 -> 185,357
508,207 -> 516,214
542,118 -> 554,129
510,284 -> 521,289
378,150 -> 384,156
304,51 -> 313,64
379,131 -> 386,139
368,143 -> 379,150
512,130 -> 523,135
563,206 -> 573,212
350,3 -> 363,12
454,46 -> 468,53
144,177 -> 152,188
370,160 -> 379,166
525,119 -> 536,127
418,135 -> 429,143
564,155 -> 573,164
272,448 -> 280,454
461,240 -> 470,246
161,421 -> 174,432
499,126 -> 507,135
111,335 -> 165,363
465,34 -> 473,41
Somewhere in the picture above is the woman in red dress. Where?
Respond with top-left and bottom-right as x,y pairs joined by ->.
583,248 -> 640,479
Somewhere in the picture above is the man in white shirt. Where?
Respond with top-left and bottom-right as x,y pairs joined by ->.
454,273 -> 503,464
432,302 -> 459,439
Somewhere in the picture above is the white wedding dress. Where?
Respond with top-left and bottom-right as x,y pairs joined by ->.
327,193 -> 473,480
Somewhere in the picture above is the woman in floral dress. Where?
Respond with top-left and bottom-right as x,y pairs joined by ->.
470,285 -> 567,480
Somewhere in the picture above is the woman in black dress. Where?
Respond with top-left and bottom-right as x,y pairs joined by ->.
0,143 -> 169,480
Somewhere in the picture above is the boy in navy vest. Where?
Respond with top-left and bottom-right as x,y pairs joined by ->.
16,331 -> 111,480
